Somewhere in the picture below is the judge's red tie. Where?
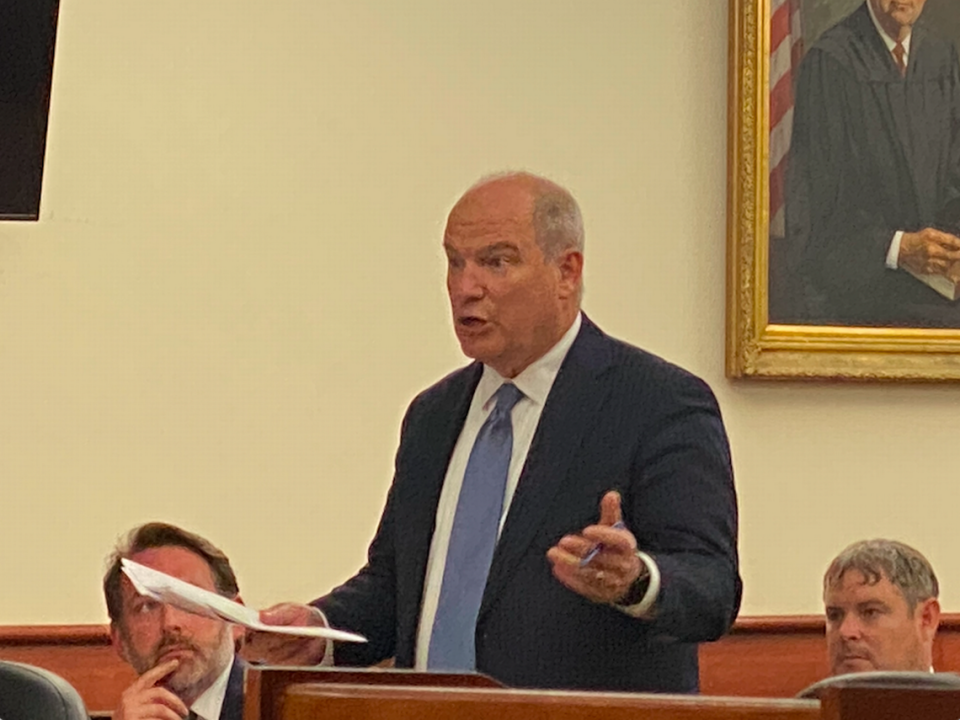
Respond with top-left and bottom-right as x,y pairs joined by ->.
893,41 -> 907,77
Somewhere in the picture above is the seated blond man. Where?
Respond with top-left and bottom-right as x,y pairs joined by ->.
824,539 -> 940,676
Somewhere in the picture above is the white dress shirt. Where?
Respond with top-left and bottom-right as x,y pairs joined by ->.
189,656 -> 233,720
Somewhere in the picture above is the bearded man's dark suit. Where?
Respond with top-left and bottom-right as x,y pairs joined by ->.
314,316 -> 740,693
776,2 -> 960,327
218,657 -> 245,720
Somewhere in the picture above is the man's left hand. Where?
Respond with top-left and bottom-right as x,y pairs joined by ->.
546,491 -> 642,604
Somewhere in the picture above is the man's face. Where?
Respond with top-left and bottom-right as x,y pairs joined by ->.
869,0 -> 928,37
111,546 -> 238,702
824,569 -> 939,675
444,179 -> 581,378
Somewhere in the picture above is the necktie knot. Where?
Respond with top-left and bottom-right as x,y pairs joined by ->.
490,383 -> 523,420
893,41 -> 906,76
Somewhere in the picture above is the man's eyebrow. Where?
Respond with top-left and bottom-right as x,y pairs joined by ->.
477,242 -> 521,254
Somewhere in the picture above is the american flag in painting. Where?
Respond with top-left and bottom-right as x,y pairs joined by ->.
769,0 -> 802,238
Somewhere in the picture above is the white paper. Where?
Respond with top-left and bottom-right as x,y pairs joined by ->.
120,558 -> 366,643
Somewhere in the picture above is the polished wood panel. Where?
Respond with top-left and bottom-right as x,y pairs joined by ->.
279,683 -> 820,720
699,616 -> 830,697
699,615 -> 960,698
4,615 -> 960,712
244,666 -> 500,720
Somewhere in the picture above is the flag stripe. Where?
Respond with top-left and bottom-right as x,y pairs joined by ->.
768,0 -> 803,237
769,0 -> 802,239
770,106 -> 793,171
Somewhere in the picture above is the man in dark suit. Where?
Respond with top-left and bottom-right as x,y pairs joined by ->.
103,523 -> 245,720
777,0 -> 960,327
245,172 -> 741,692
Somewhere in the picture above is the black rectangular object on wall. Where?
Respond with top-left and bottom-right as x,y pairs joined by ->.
0,0 -> 60,220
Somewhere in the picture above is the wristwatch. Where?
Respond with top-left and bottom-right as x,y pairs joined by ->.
616,555 -> 652,607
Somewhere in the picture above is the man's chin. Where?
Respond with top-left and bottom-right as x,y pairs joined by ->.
455,334 -> 498,364
834,657 -> 877,675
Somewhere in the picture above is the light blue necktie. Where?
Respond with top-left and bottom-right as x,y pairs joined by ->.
427,383 -> 524,671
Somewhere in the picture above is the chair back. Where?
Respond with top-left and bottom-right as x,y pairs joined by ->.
0,661 -> 89,720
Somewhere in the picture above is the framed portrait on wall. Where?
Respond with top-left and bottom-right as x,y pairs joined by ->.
726,0 -> 960,380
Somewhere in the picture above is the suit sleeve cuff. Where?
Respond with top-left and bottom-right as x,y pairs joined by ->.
613,550 -> 661,619
886,231 -> 904,269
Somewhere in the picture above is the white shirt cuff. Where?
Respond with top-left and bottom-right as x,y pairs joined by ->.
311,606 -> 336,666
614,550 -> 661,619
886,231 -> 904,269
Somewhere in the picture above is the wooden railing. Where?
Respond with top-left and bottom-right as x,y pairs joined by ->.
3,616 -> 960,713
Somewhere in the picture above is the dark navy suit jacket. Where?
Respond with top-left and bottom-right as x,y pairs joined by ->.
218,658 -> 244,720
316,317 -> 741,692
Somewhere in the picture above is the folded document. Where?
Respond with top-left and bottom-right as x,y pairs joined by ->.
121,558 -> 366,643
906,263 -> 960,301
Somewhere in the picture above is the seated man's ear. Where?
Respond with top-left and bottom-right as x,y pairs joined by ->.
920,597 -> 941,642
110,623 -> 131,664
232,596 -> 245,647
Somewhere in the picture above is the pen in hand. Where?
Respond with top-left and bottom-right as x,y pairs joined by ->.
579,520 -> 626,566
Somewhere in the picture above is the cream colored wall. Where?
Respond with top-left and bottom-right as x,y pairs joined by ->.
1,0 -> 957,626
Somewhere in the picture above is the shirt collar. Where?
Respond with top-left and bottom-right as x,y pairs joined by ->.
866,0 -> 912,56
190,656 -> 234,720
476,312 -> 582,410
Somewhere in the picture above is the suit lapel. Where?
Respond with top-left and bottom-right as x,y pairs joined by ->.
478,318 -> 614,621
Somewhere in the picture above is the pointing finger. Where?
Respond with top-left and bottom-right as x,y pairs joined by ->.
599,490 -> 623,527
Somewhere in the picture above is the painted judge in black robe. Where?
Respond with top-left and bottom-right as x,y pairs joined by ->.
775,1 -> 960,327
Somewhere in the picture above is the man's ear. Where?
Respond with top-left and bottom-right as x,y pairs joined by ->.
110,622 -> 130,664
555,250 -> 583,299
231,595 -> 246,646
919,597 -> 941,642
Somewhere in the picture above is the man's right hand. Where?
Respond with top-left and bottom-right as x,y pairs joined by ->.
241,602 -> 328,665
114,659 -> 189,720
898,228 -> 960,275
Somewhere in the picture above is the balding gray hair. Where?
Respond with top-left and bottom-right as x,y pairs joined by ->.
532,186 -> 584,260
467,171 -> 585,260
824,539 -> 939,611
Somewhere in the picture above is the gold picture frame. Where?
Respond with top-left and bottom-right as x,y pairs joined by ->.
725,0 -> 960,381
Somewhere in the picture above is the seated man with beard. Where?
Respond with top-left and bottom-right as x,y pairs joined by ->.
103,523 -> 244,720
824,539 -> 941,675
